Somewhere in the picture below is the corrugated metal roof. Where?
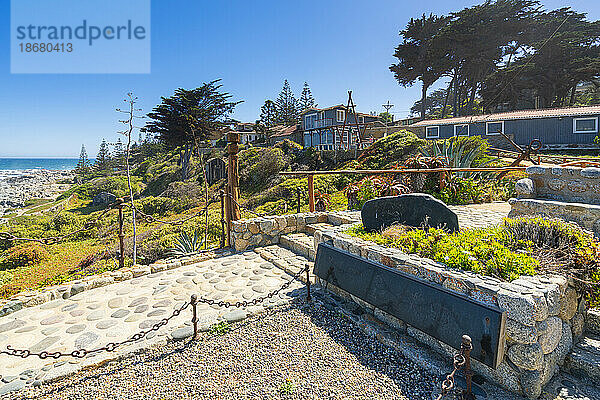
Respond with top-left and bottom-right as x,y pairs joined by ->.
409,105 -> 600,127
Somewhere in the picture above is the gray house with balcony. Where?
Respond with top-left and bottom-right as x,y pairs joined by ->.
301,105 -> 380,150
407,105 -> 600,149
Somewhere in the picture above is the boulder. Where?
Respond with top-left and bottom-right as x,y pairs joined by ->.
515,178 -> 535,198
92,192 -> 116,207
361,194 -> 459,232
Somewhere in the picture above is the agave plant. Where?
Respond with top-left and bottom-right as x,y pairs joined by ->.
168,230 -> 204,258
421,137 -> 493,178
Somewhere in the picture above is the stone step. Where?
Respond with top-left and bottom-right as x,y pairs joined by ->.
254,245 -> 315,284
305,223 -> 334,236
586,309 -> 600,336
279,232 -> 315,261
564,334 -> 600,384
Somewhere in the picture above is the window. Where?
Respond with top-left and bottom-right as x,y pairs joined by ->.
573,117 -> 598,134
454,124 -> 469,136
425,126 -> 439,139
336,109 -> 345,122
319,111 -> 325,120
486,121 -> 504,135
358,116 -> 364,124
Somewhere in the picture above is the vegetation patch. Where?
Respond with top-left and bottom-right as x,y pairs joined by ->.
346,217 -> 600,306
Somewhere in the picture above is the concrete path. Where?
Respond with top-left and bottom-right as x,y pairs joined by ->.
449,202 -> 510,229
0,251 -> 305,395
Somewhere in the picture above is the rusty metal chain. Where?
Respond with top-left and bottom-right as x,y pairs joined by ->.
195,264 -> 309,309
0,300 -> 190,360
0,204 -> 115,245
224,193 -> 268,218
127,202 -> 210,226
435,335 -> 474,400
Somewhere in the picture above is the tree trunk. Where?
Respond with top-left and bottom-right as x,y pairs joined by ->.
181,142 -> 193,180
453,74 -> 459,117
420,82 -> 428,120
467,85 -> 477,115
569,85 -> 577,106
441,79 -> 453,118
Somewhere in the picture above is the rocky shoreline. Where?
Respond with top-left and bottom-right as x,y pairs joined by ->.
0,169 -> 73,218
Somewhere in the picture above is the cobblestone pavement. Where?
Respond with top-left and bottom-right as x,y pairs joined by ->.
0,251 -> 305,395
448,202 -> 511,230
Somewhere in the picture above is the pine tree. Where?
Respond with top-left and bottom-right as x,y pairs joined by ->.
112,138 -> 125,170
95,139 -> 111,172
274,80 -> 300,125
259,100 -> 277,128
75,144 -> 90,176
299,82 -> 317,112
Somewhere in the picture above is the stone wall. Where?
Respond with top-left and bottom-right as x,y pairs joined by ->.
311,223 -> 585,399
230,211 -> 360,252
518,165 -> 600,205
511,165 -> 600,237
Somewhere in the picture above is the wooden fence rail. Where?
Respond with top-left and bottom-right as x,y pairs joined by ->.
280,166 -> 526,212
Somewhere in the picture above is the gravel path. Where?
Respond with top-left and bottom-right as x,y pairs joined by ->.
3,299 -> 438,400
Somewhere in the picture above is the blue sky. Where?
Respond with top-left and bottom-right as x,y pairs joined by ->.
1,0 -> 599,157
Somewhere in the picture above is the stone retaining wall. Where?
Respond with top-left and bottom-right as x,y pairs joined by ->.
517,166 -> 600,205
230,211 -> 360,251
311,223 -> 585,399
511,165 -> 600,237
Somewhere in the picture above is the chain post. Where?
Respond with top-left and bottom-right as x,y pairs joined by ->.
191,294 -> 198,339
461,335 -> 475,400
116,198 -> 125,269
219,190 -> 225,248
305,264 -> 311,301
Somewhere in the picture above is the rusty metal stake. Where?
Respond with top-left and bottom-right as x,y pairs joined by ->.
306,264 -> 311,301
191,294 -> 198,339
461,335 -> 475,400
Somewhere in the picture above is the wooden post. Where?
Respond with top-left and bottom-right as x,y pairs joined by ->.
225,132 -> 240,247
308,175 -> 315,212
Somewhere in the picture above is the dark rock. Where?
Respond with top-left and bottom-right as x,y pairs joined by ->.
361,194 -> 459,232
92,192 -> 116,207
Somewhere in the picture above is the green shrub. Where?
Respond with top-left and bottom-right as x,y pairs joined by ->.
58,176 -> 142,200
358,130 -> 426,169
133,196 -> 187,216
346,223 -> 538,281
239,147 -> 288,191
0,243 -> 50,270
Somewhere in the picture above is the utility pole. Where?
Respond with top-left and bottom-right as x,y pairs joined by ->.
382,100 -> 394,137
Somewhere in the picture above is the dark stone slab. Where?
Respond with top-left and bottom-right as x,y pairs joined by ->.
313,242 -> 506,368
361,194 -> 459,232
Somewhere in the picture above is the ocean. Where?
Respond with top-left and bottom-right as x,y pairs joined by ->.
0,158 -> 82,171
